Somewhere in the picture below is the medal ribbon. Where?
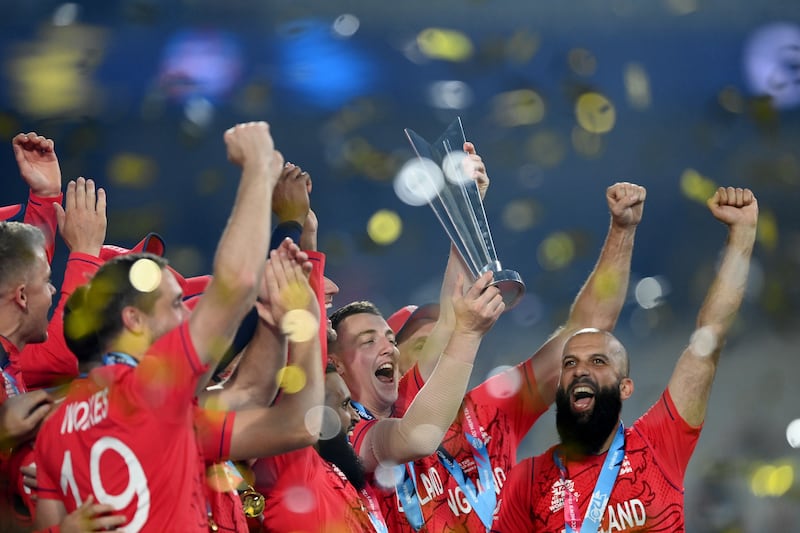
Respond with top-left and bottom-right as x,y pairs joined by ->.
435,405 -> 495,531
360,485 -> 389,533
350,401 -> 424,530
553,422 -> 625,533
102,351 -> 140,368
0,341 -> 20,396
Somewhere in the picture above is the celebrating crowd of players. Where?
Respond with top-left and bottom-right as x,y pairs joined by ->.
0,124 -> 758,532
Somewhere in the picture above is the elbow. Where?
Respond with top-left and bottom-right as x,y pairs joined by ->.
211,265 -> 260,302
404,425 -> 447,459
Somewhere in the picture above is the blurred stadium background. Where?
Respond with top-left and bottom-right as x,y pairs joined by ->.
2,1 -> 799,530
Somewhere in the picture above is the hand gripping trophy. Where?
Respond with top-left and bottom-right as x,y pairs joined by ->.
400,117 -> 525,310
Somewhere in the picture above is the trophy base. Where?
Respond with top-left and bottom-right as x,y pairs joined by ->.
488,269 -> 525,311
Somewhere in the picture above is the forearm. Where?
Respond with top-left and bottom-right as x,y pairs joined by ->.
212,163 -> 273,296
191,163 -> 275,366
366,337 -> 479,470
228,333 -> 322,460
199,323 -> 287,410
417,245 -> 466,381
567,222 -> 636,331
696,227 -> 755,338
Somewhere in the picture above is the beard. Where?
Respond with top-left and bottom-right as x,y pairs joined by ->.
555,379 -> 622,458
317,431 -> 366,491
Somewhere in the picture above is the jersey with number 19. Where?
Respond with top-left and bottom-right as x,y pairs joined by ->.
35,321 -> 211,532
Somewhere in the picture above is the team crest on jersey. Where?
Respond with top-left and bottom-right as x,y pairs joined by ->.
620,455 -> 632,475
549,478 -> 578,512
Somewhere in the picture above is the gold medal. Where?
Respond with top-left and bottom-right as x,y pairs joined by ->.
208,516 -> 219,532
241,488 -> 265,518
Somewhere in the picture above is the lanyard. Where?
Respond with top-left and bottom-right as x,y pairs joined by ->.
359,485 -> 389,533
435,405 -> 495,531
350,400 -> 375,421
351,401 -> 424,529
102,352 -> 140,367
395,405 -> 496,531
553,422 -> 625,533
0,342 -> 21,396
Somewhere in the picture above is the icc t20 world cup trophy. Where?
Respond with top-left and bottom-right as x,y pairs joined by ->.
399,117 -> 525,310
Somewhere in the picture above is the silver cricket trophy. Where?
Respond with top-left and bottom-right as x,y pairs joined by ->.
401,117 -> 525,310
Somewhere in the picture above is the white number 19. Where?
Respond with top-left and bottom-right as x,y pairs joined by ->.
59,436 -> 151,532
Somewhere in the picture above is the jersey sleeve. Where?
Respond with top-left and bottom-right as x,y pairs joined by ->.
194,406 -> 235,462
470,358 -> 549,445
18,252 -> 101,389
633,389 -> 702,487
23,192 -> 62,264
491,457 -> 535,532
130,321 -> 210,421
33,425 -> 60,501
350,418 -> 378,457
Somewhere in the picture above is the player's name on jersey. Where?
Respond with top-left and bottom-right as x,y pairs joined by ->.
60,389 -> 109,435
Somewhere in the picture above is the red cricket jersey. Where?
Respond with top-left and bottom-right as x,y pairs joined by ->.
351,360 -> 547,533
35,321 -> 212,532
253,446 -> 382,532
492,390 -> 701,533
23,191 -> 61,264
194,406 -> 248,533
0,336 -> 37,526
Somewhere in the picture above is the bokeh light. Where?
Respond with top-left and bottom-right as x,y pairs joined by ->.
428,81 -> 474,110
634,276 -> 668,309
332,14 -> 360,38
367,209 -> 402,245
679,168 -> 717,204
374,462 -> 403,489
750,463 -> 794,497
624,62 -> 652,110
786,419 -> 800,448
416,28 -> 473,62
537,232 -> 575,271
129,258 -> 162,293
283,485 -> 316,513
276,364 -> 307,394
394,158 -> 445,207
689,326 -> 718,357
107,153 -> 157,188
442,151 -> 469,185
492,89 -> 546,127
502,199 -> 539,232
575,92 -> 616,134
280,309 -> 317,343
159,29 -> 242,103
743,22 -> 800,109
484,365 -> 523,399
316,405 -> 342,440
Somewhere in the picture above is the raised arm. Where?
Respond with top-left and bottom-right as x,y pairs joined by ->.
414,141 -> 488,381
222,243 -> 324,459
12,132 -> 63,263
528,182 -> 645,405
18,178 -> 107,388
188,122 -> 282,367
359,271 -> 503,472
668,187 -> 758,426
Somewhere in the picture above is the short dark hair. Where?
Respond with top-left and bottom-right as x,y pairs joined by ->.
0,222 -> 46,290
329,301 -> 383,333
64,253 -> 168,362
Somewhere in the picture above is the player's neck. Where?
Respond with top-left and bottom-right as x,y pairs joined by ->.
107,332 -> 148,361
360,396 -> 392,419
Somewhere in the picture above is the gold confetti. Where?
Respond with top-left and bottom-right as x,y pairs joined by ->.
129,258 -> 162,293
367,209 -> 402,245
